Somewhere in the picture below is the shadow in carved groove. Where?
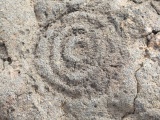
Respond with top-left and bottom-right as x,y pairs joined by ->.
35,10 -> 128,98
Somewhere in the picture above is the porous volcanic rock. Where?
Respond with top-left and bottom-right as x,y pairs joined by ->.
0,0 -> 160,120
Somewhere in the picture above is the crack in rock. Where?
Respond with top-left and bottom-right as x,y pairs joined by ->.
122,63 -> 143,119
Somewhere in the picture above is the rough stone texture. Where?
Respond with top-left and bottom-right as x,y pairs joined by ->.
0,0 -> 160,120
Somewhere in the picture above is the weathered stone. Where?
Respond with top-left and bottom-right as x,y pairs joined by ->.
0,0 -> 160,119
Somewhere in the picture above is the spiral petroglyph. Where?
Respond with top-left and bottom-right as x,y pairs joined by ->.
35,9 -> 128,97
2,0 -> 160,119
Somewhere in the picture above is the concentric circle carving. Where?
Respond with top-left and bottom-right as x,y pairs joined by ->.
36,11 -> 128,97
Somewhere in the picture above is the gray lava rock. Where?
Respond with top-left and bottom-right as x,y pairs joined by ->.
0,0 -> 160,120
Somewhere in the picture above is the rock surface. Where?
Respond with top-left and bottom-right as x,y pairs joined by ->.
0,0 -> 160,120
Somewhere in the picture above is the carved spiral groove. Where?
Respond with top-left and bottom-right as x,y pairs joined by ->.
36,11 -> 128,97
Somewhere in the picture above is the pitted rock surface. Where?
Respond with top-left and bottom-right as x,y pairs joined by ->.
0,0 -> 160,120
35,9 -> 131,97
